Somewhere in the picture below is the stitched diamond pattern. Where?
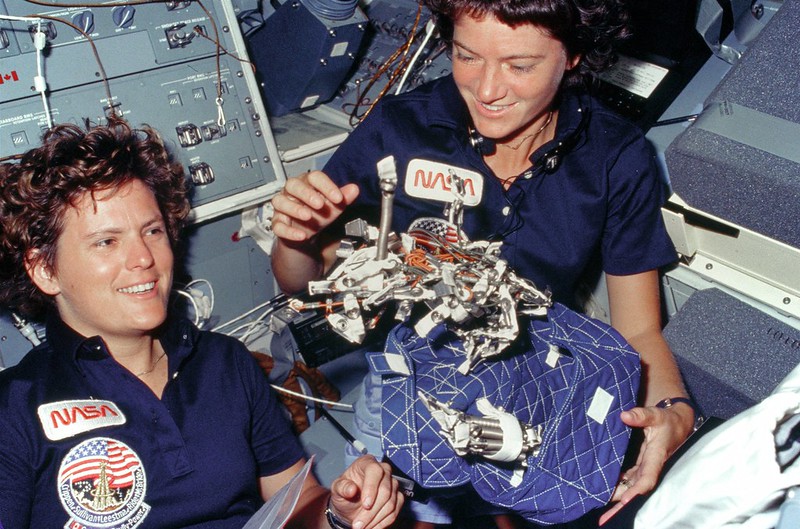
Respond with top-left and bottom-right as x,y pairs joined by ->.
375,303 -> 641,524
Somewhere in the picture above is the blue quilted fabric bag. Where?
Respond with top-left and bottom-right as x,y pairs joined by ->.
367,303 -> 641,524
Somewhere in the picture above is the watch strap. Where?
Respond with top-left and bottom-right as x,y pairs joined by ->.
656,396 -> 705,431
326,496 -> 352,529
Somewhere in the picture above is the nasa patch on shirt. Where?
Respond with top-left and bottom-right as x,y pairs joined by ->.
38,400 -> 126,441
405,159 -> 484,206
58,437 -> 149,529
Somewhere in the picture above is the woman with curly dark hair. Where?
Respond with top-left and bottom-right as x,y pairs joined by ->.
0,119 -> 191,322
0,120 -> 403,529
268,0 -> 696,527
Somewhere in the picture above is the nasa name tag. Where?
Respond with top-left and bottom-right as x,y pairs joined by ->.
405,159 -> 484,206
38,399 -> 126,441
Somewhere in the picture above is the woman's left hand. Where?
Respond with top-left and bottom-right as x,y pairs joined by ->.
598,402 -> 695,525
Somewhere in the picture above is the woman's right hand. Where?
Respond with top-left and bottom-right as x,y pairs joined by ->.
271,170 -> 360,243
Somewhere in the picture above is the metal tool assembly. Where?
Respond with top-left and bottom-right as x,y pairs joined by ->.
286,156 -> 551,465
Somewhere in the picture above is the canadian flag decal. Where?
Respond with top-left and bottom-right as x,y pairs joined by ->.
0,70 -> 20,84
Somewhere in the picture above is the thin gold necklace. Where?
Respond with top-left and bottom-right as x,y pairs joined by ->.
136,350 -> 167,377
499,111 -> 554,151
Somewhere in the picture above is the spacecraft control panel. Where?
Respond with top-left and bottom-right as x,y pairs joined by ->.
0,0 -> 284,222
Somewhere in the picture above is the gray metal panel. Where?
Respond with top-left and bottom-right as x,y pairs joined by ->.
664,287 -> 800,420
664,0 -> 800,249
179,213 -> 276,329
0,309 -> 40,369
0,0 -> 284,214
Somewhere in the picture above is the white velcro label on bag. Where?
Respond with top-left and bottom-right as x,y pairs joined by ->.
384,353 -> 411,376
587,388 -> 614,424
405,159 -> 484,205
38,399 -> 126,441
545,344 -> 563,368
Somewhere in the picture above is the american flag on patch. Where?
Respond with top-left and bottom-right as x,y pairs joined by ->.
408,217 -> 464,245
58,438 -> 141,489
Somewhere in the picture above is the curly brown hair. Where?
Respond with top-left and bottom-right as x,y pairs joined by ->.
424,0 -> 631,87
0,118 -> 191,319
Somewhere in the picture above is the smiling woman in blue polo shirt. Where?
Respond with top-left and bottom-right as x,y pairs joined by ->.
0,119 -> 403,529
269,0 -> 697,527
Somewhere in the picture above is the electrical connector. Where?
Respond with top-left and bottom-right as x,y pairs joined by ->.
32,30 -> 47,50
12,312 -> 41,347
33,75 -> 47,93
188,288 -> 213,322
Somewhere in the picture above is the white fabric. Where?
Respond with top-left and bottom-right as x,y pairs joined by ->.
635,366 -> 800,529
384,353 -> 411,376
773,363 -> 800,395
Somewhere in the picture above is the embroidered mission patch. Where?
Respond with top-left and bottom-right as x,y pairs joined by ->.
57,437 -> 149,529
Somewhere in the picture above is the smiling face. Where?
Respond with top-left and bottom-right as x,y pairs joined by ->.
451,13 -> 579,144
29,179 -> 174,341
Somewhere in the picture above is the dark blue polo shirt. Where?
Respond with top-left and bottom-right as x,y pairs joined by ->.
324,75 -> 676,308
0,315 -> 304,529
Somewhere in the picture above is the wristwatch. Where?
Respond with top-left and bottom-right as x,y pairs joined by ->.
326,497 -> 352,529
656,396 -> 705,431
